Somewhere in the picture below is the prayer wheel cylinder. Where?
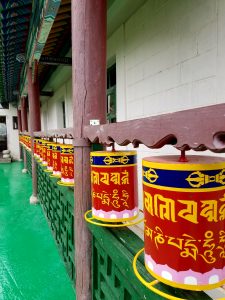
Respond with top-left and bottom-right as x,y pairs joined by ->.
52,143 -> 61,177
34,138 -> 40,159
38,139 -> 43,162
143,155 -> 225,291
60,144 -> 74,184
91,151 -> 138,222
41,140 -> 50,166
46,143 -> 54,171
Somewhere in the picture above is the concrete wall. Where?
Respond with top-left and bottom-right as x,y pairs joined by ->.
107,0 -> 225,203
41,66 -> 72,130
108,0 -> 223,121
0,105 -> 20,160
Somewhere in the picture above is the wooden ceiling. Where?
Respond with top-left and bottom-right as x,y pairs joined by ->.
38,0 -> 71,89
0,0 -> 32,103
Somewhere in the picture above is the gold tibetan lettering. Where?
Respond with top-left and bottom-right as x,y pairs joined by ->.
178,200 -> 198,224
68,155 -> 73,164
100,172 -> 110,185
180,234 -> 198,261
154,226 -> 165,249
219,195 -> 225,221
200,200 -> 218,222
91,171 -> 100,185
168,236 -> 183,250
102,192 -> 110,206
110,172 -> 121,185
144,191 -> 154,216
200,231 -> 216,264
121,170 -> 129,184
112,189 -> 120,208
155,194 -> 176,222
145,224 -> 153,239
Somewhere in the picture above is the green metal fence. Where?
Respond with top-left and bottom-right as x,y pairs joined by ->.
36,162 -> 75,281
88,225 -> 210,300
25,149 -> 32,175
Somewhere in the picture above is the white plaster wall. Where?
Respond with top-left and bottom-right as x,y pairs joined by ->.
40,67 -> 72,130
108,0 -> 224,120
0,105 -> 20,160
107,0 -> 225,207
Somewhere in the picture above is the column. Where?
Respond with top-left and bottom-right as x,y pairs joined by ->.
27,66 -> 41,204
72,0 -> 107,298
21,96 -> 28,173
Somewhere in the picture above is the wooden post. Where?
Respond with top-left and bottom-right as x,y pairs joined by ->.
72,0 -> 107,299
17,109 -> 22,132
27,66 -> 41,204
21,96 -> 28,132
17,109 -> 22,160
21,96 -> 28,173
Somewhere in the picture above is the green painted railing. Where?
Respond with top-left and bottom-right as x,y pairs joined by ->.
88,225 -> 210,300
25,149 -> 32,175
36,162 -> 75,281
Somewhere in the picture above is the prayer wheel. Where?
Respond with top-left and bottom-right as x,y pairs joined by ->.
143,155 -> 225,291
60,144 -> 74,185
91,151 -> 138,222
46,142 -> 54,172
38,139 -> 43,162
41,140 -> 50,166
34,138 -> 40,159
51,143 -> 61,177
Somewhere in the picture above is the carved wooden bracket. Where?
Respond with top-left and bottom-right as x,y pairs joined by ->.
84,104 -> 225,152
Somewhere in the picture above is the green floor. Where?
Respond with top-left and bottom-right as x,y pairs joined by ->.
0,162 -> 75,300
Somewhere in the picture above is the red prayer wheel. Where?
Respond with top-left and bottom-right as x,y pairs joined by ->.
46,142 -> 54,171
143,155 -> 225,291
60,144 -> 74,184
38,139 -> 44,162
91,151 -> 138,222
34,138 -> 40,159
51,143 -> 61,177
41,140 -> 50,166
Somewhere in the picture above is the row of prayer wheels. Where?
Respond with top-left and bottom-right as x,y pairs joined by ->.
19,134 -> 225,292
19,136 -> 74,186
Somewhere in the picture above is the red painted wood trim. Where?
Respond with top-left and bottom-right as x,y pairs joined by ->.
84,103 -> 225,152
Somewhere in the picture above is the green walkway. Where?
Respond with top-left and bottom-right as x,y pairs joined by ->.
0,162 -> 75,300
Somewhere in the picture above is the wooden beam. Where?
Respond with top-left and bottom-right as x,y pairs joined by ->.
72,0 -> 107,299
